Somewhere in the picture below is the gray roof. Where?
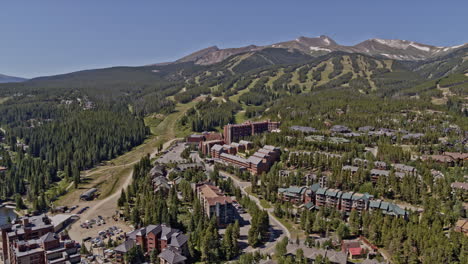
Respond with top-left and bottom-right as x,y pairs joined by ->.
341,192 -> 353,200
330,125 -> 351,133
290,126 -> 317,133
352,192 -> 373,201
358,126 -> 375,132
325,189 -> 342,198
316,188 -> 327,195
253,152 -> 268,158
220,153 -> 248,164
114,240 -> 136,253
247,155 -> 263,165
263,145 -> 279,151
160,225 -> 175,240
278,186 -> 307,195
342,165 -> 359,172
39,232 -> 57,243
370,169 -> 389,177
158,248 -> 187,264
310,183 -> 320,193
392,163 -> 416,172
169,233 -> 188,247
150,165 -> 166,177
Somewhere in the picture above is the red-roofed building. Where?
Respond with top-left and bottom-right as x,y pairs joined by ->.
347,247 -> 364,259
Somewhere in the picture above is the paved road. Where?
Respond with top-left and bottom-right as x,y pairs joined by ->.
191,151 -> 291,254
218,170 -> 291,254
68,138 -> 180,243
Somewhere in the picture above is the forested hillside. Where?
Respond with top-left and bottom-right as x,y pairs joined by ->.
0,45 -> 466,210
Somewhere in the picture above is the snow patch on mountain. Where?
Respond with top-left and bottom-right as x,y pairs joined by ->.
450,44 -> 464,49
309,46 -> 331,52
409,43 -> 431,52
373,39 -> 410,49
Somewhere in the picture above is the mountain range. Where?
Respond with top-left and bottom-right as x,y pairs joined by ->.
0,74 -> 27,83
164,35 -> 467,65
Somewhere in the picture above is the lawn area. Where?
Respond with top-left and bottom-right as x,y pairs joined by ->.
274,214 -> 305,240
245,186 -> 272,209
234,110 -> 247,124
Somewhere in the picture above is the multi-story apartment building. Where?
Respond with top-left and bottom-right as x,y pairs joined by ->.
278,186 -> 308,204
0,215 -> 80,264
223,120 -> 280,144
304,184 -> 405,217
199,139 -> 224,156
211,144 -> 280,175
114,224 -> 188,264
196,184 -> 235,226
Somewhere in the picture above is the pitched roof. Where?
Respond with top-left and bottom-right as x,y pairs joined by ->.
278,186 -> 306,195
341,192 -> 353,200
316,188 -> 327,195
263,145 -> 279,151
158,248 -> 187,264
305,202 -> 315,210
290,126 -> 317,133
451,182 -> 468,191
39,232 -> 56,243
114,240 -> 136,253
220,153 -> 248,164
247,155 -> 263,165
169,233 -> 188,247
342,165 -> 359,172
348,247 -> 363,256
310,183 -> 320,193
370,169 -> 389,176
211,144 -> 224,152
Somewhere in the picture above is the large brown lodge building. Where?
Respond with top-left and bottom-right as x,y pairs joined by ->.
187,120 -> 281,175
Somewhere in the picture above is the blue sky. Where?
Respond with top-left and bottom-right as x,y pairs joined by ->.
1,1 -> 467,78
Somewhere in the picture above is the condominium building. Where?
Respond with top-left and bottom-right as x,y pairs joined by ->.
196,184 -> 235,226
114,224 -> 188,264
0,215 -> 80,264
304,184 -> 405,217
211,144 -> 280,175
223,120 -> 280,144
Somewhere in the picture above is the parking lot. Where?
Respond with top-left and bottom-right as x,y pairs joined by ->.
155,142 -> 187,164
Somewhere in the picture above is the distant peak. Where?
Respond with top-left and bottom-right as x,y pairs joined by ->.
294,35 -> 336,46
204,45 -> 219,51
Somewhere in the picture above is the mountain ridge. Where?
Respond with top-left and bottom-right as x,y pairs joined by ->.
158,35 -> 467,66
0,73 -> 27,83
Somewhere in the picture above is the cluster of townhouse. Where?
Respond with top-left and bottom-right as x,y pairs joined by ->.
0,215 -> 81,264
342,158 -> 419,183
114,224 -> 188,264
192,183 -> 235,226
278,182 -> 407,217
422,152 -> 468,165
211,143 -> 281,175
148,163 -> 204,193
326,125 -> 426,141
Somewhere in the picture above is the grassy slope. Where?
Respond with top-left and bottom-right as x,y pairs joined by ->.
57,100 -> 197,204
